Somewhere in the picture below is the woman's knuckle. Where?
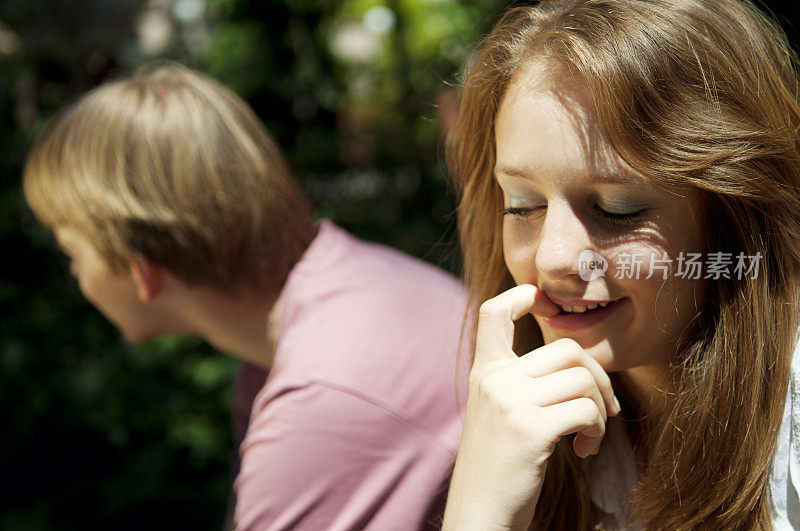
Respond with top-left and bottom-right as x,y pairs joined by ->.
575,396 -> 598,418
557,337 -> 581,352
581,401 -> 605,435
478,299 -> 500,318
572,367 -> 595,394
475,370 -> 504,400
554,338 -> 582,363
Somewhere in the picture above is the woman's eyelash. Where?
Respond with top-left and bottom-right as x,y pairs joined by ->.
498,207 -> 536,217
594,205 -> 648,224
498,205 -> 648,225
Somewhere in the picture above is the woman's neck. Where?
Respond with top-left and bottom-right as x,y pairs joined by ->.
615,363 -> 674,422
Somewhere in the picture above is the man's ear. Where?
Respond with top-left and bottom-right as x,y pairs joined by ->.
129,257 -> 166,302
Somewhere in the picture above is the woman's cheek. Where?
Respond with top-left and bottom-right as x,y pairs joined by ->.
503,234 -> 539,284
602,241 -> 673,281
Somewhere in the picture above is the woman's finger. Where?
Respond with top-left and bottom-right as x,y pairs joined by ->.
543,397 -> 606,457
517,337 -> 620,416
524,366 -> 608,422
474,284 -> 560,367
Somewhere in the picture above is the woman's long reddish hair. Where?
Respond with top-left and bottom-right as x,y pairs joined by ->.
448,0 -> 800,528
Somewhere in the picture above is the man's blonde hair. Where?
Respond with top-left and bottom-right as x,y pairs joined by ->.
24,61 -> 314,291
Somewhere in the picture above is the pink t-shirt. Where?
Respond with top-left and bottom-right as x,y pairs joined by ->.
233,220 -> 471,530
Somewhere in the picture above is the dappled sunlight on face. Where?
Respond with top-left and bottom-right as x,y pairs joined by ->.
494,62 -> 706,373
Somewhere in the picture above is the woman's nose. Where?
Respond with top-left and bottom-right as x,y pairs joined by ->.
535,200 -> 592,281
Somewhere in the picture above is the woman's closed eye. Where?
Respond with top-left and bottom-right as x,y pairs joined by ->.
593,196 -> 650,225
593,205 -> 648,225
498,203 -> 650,226
498,206 -> 542,218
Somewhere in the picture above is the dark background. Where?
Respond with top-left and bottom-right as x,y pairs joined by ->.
0,0 -> 796,529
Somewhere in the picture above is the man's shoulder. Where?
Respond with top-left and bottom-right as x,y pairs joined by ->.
286,220 -> 468,320
320,221 -> 466,298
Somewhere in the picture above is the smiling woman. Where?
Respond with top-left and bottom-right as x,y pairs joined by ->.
442,0 -> 800,529
494,62 -> 706,377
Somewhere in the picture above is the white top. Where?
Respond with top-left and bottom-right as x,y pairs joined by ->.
587,337 -> 800,530
769,339 -> 800,530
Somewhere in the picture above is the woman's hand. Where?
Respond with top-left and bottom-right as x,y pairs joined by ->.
442,284 -> 620,530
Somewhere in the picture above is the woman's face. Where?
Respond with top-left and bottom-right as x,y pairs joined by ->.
494,63 -> 706,373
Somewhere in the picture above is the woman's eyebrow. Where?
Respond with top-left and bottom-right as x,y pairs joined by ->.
494,165 -> 646,186
494,166 -> 530,180
592,173 -> 644,186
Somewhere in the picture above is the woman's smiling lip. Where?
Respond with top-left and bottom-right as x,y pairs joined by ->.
541,297 -> 629,331
543,292 -> 624,307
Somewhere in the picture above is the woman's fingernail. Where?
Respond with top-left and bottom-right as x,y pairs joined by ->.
613,396 -> 621,415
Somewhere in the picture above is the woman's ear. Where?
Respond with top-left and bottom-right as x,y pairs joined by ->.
129,257 -> 166,302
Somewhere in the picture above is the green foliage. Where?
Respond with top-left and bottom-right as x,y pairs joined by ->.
2,0 -> 797,528
0,0 -> 507,527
